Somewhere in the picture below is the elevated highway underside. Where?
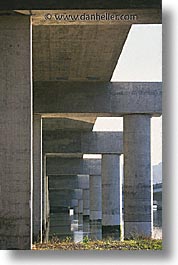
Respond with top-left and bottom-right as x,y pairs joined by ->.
0,1 -> 162,249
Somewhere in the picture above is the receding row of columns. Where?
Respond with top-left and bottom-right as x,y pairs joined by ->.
33,114 -> 152,243
0,14 -> 160,250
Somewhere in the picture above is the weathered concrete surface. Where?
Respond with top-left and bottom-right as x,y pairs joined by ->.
83,189 -> 90,216
124,115 -> 153,238
82,132 -> 123,154
34,82 -> 162,116
48,175 -> 77,240
46,158 -> 101,175
33,25 -> 130,82
43,118 -> 94,132
33,115 -> 42,243
49,175 -> 79,190
31,9 -> 161,26
0,15 -> 32,250
78,175 -> 90,216
101,155 -> 122,239
43,131 -> 123,154
90,175 -> 102,221
1,0 -> 162,10
78,175 -> 89,189
42,156 -> 48,240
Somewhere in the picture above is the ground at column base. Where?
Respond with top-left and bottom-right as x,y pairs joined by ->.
102,225 -> 121,240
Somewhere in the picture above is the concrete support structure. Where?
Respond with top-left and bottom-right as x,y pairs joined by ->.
48,176 -> 76,240
33,115 -> 42,243
42,155 -> 50,241
123,115 -> 152,238
34,82 -> 162,117
89,175 -> 102,221
0,15 -> 32,250
0,2 -> 162,249
78,175 -> 90,216
101,155 -> 122,239
83,189 -> 90,217
3,1 -> 161,11
43,131 -> 123,154
46,157 -> 101,176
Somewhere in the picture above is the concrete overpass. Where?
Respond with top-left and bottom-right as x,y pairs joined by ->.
0,0 -> 162,249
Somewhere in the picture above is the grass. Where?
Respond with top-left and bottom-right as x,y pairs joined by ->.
32,237 -> 162,250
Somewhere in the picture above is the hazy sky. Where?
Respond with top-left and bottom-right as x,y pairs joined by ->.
92,24 -> 162,166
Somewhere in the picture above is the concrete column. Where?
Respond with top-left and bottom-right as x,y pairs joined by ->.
83,189 -> 90,217
33,115 -> 42,243
78,175 -> 90,217
124,114 -> 152,238
42,155 -> 49,241
89,175 -> 102,240
90,175 -> 102,221
73,189 -> 83,212
101,155 -> 122,239
0,15 -> 32,249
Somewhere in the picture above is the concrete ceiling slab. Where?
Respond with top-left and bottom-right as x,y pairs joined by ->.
32,24 -> 130,82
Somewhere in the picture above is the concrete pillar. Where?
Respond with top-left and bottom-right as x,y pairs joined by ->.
44,175 -> 50,242
90,175 -> 102,221
0,15 -> 32,249
73,190 -> 83,220
78,175 -> 90,217
123,114 -> 152,238
33,115 -> 42,243
42,155 -> 49,241
101,155 -> 122,239
83,189 -> 90,216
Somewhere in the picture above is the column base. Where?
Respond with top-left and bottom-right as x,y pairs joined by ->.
124,221 -> 152,239
33,232 -> 42,244
83,215 -> 90,222
102,225 -> 121,240
90,220 -> 102,241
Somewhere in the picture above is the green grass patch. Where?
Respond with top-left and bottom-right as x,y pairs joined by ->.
33,238 -> 162,250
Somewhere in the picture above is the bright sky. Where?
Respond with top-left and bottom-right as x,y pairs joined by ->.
91,24 -> 162,166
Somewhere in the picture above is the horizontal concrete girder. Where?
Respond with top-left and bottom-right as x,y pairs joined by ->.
34,82 -> 162,116
46,157 -> 101,175
8,0 -> 161,10
31,9 -> 161,26
43,131 -> 123,154
42,118 -> 95,132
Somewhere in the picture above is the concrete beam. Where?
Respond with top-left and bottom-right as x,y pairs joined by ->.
43,131 -> 123,154
43,118 -> 94,132
31,9 -> 161,26
34,82 -> 162,116
46,157 -> 101,175
1,1 -> 162,10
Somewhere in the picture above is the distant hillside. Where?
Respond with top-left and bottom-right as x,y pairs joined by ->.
153,162 -> 162,184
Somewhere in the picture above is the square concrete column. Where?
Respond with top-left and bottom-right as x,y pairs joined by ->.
89,175 -> 102,222
42,155 -> 48,241
33,115 -> 42,243
0,15 -> 32,249
78,175 -> 90,217
124,114 -> 153,239
89,175 -> 102,240
83,189 -> 90,217
101,154 -> 122,240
